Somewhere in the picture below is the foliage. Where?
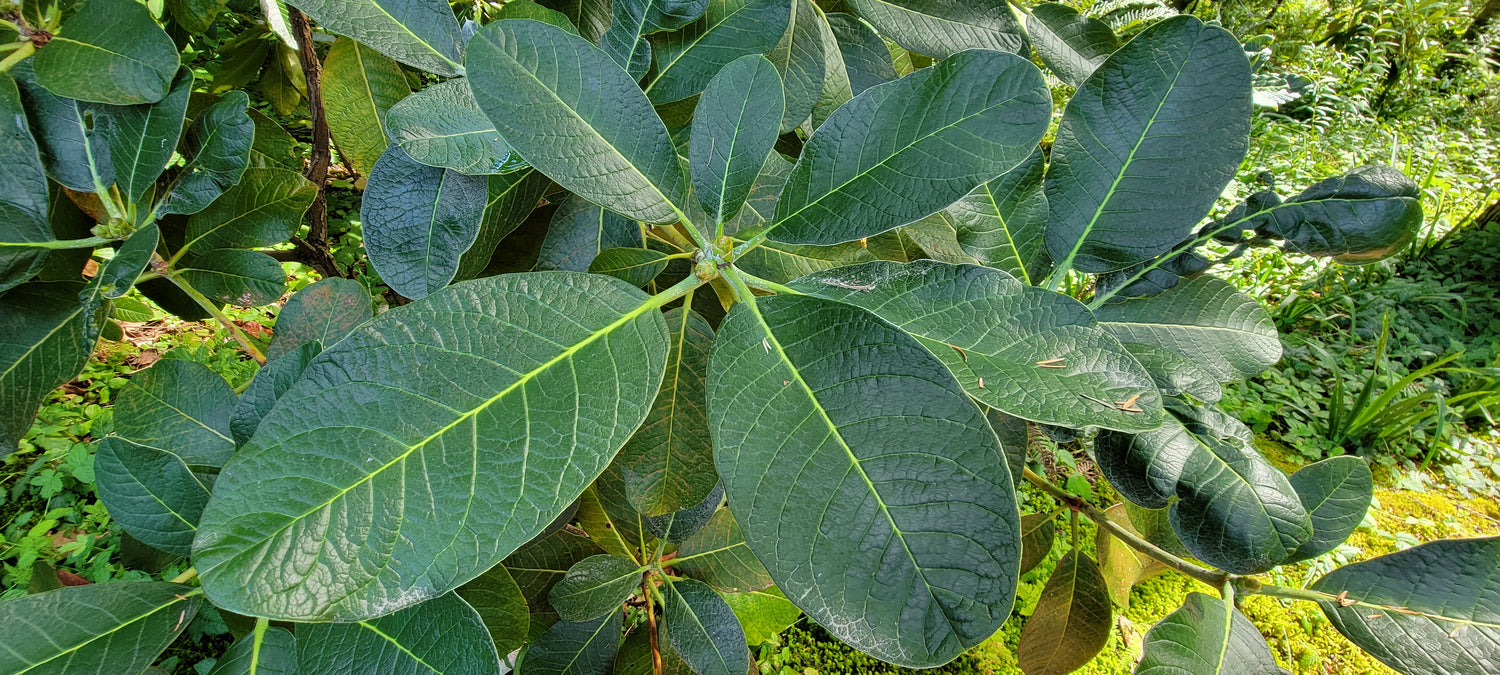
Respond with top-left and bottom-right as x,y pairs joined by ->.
0,1 -> 1495,675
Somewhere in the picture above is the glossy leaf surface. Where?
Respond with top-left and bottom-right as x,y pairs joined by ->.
847,0 -> 1028,58
298,593 -> 500,674
665,578 -> 750,675
362,146 -> 487,299
1285,456 -> 1374,563
1016,550 -> 1112,675
95,436 -> 212,556
0,582 -> 200,674
288,0 -> 465,76
1136,592 -> 1284,674
1093,276 -> 1281,383
33,0 -> 180,105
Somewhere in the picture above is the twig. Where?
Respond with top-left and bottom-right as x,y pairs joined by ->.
167,275 -> 267,365
287,8 -> 342,279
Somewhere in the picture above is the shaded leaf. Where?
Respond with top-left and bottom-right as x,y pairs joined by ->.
0,582 -> 200,673
181,167 -> 317,253
229,341 -> 322,446
206,626 -> 298,675
664,578 -> 750,675
520,611 -> 623,675
1093,276 -> 1281,383
689,55 -> 782,226
162,91 -> 254,215
538,193 -> 644,272
602,0 -> 710,79
298,593 -> 501,674
1284,456 -> 1373,563
1137,592 -> 1284,675
644,0 -> 791,105
96,222 -> 158,299
949,145 -> 1051,285
362,145 -> 487,299
321,36 -> 410,178
1016,550 -> 1112,675
89,67 -> 193,204
456,563 -> 531,657
33,0 -> 180,105
643,482 -> 723,544
1023,3 -> 1118,88
265,277 -> 371,361
550,554 -> 645,621
615,627 -> 694,674
12,62 -> 115,194
1020,513 -> 1056,576
672,507 -> 772,592
177,248 -> 286,307
1096,503 -> 1168,608
503,529 -> 606,630
768,0 -> 825,133
288,0 -> 466,76
95,436 -> 212,556
455,169 -> 551,281
1121,342 -> 1223,404
589,247 -> 670,287
0,73 -> 52,293
847,0 -> 1029,58
1,281 -> 110,451
115,358 -> 237,469
826,13 -> 896,96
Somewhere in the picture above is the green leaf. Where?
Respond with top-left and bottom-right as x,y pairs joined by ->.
321,36 -> 410,178
287,0 -> 466,76
521,611 -> 623,675
1022,3 -> 1118,88
1311,537 -> 1500,675
644,0 -> 791,105
665,577 -> 750,675
206,626 -> 298,675
95,436 -> 212,555
162,91 -> 254,215
1020,513 -> 1056,576
0,582 -> 200,674
456,563 -> 531,657
265,277 -> 371,361
248,110 -> 299,171
1096,503 -> 1168,608
1044,16 -> 1251,274
96,222 -> 158,299
1,281 -> 109,451
602,0 -> 709,79
1137,592 -> 1284,675
387,78 -> 525,175
539,0 -> 612,42
768,0 -> 825,133
299,593 -> 501,674
768,49 -> 1049,246
731,231 -> 873,283
707,293 -> 1019,667
986,407 -> 1028,488
807,3 -> 852,130
721,153 -> 790,236
182,167 -> 317,253
721,587 -> 801,646
1284,456 -> 1373,563
362,146 -> 488,299
672,507 -> 772,592
456,169 -> 551,281
1093,275 -> 1281,383
32,0 -> 180,105
112,295 -> 155,322
504,529 -> 606,630
494,0 -> 580,33
609,307 -> 717,516
177,248 -> 287,307
589,247 -> 671,287
616,627 -> 695,674
260,0 -> 298,49
229,341 -> 322,446
538,193 -> 644,272
1016,550 -> 1113,675
193,272 -> 670,621
166,0 -> 227,35
89,68 -> 193,205
115,358 -> 237,468
643,482 -> 723,544
466,19 -> 688,224
1121,342 -> 1223,404
791,260 -> 1164,432
11,62 -> 115,194
549,554 -> 645,621
0,73 -> 52,294
846,0 -> 1029,59
826,13 -> 896,96
689,55 -> 782,227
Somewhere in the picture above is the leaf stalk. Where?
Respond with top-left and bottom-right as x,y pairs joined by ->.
166,273 -> 268,365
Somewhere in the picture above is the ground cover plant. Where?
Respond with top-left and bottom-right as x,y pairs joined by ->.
1,0 -> 1497,674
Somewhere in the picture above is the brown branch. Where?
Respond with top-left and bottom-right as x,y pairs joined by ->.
288,7 -> 342,279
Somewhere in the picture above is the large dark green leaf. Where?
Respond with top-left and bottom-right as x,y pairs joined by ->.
665,578 -> 750,675
791,260 -> 1164,432
32,0 -> 180,105
288,0 -> 465,76
602,0 -> 710,79
1121,342 -> 1223,404
826,13 -> 896,96
1311,537 -> 1500,675
580,473 -> 654,562
1044,16 -> 1251,275
1214,164 -> 1423,263
89,68 -> 193,204
588,247 -> 670,287
806,3 -> 852,130
95,436 -> 212,555
298,593 -> 501,674
321,36 -> 410,177
1,281 -> 108,451
504,529 -> 606,630
181,168 -> 317,253
643,482 -> 723,544
689,55 -> 782,227
520,611 -> 623,675
0,73 -> 51,293
0,582 -> 200,673
846,0 -> 1028,58
362,146 -> 487,299
707,293 -> 1019,667
644,0 -> 791,105
768,49 -> 1049,246
1022,3 -> 1117,88
1137,592 -> 1284,675
721,586 -> 801,645
193,272 -> 670,621
386,78 -> 524,175
114,358 -> 237,469
230,341 -> 321,447
264,277 -> 371,361
768,0 -> 825,133
12,63 -> 115,194
1284,456 -> 1373,563
176,248 -> 286,307
1015,550 -> 1112,675
538,193 -> 644,272
540,0 -> 613,42
206,626 -> 298,675
947,146 -> 1050,284
96,222 -> 158,299
162,91 -> 254,215
610,307 -> 717,516
467,20 -> 688,224
549,554 -> 645,621
1095,403 -> 1209,510
1093,276 -> 1281,383
671,507 -> 771,592
456,563 -> 531,658
456,169 -> 551,281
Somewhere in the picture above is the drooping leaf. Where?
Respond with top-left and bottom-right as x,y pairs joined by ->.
1095,503 -> 1168,608
538,193 -> 644,272
162,91 -> 255,215
946,145 -> 1051,284
1020,513 -> 1056,576
229,341 -> 322,447
1,281 -> 109,451
166,0 -> 228,35
321,36 -> 411,178
1136,592 -> 1284,675
826,13 -> 896,96
287,0 -> 466,76
1044,16 -> 1251,274
792,260 -> 1164,432
689,55 -> 782,227
176,248 -> 287,307
616,627 -> 695,674
467,19 -> 688,224
1121,342 -> 1223,404
644,0 -> 791,105
193,272 -> 670,621
1284,456 -> 1373,563
707,293 -> 1020,667
671,507 -> 772,592
298,593 -> 501,674
665,578 -> 750,675
0,582 -> 200,673
89,68 -> 193,204
846,0 -> 1029,58
455,169 -> 551,281
1093,275 -> 1281,383
115,358 -> 237,469
265,277 -> 371,361
1016,550 -> 1113,675
361,145 -> 488,299
456,563 -> 531,658
549,554 -> 645,622
95,436 -> 212,556
260,0 -> 298,49
539,0 -> 612,42
1022,3 -> 1118,88
0,73 -> 52,293
589,247 -> 671,287
643,482 -> 723,544
1095,404 -> 1205,510
504,529 -> 606,631
96,222 -> 159,299
206,626 -> 298,675
721,586 -> 801,645
181,167 -> 317,253
1311,537 -> 1500,675
1125,502 -> 1190,558
731,230 -> 873,283
11,63 -> 115,194
32,0 -> 180,105
768,49 -> 1050,246
520,611 -> 624,675
768,0 -> 825,133
386,78 -> 524,175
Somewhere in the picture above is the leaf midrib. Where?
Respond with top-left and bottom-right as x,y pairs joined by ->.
16,593 -> 190,673
356,620 -> 447,673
